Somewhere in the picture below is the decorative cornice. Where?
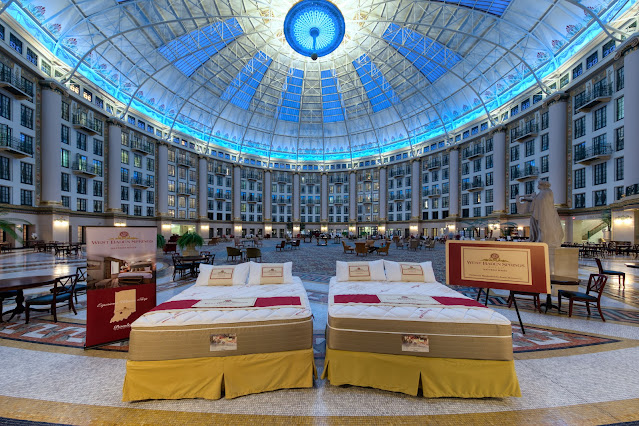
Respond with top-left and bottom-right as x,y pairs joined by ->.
614,32 -> 639,60
39,79 -> 68,97
489,125 -> 506,136
543,91 -> 569,108
106,117 -> 125,128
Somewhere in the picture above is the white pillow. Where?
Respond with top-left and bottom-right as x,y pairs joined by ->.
383,260 -> 437,283
247,262 -> 293,285
195,263 -> 250,286
336,260 -> 386,282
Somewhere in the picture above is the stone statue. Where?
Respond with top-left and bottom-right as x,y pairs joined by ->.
516,181 -> 564,248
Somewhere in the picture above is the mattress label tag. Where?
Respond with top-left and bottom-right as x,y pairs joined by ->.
348,265 -> 370,278
402,334 -> 429,353
195,298 -> 257,308
378,295 -> 435,305
210,333 -> 237,351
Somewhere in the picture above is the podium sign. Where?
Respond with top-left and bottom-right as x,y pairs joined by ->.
85,227 -> 157,348
446,240 -> 551,294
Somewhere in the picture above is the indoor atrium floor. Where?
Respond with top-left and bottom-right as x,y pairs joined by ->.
0,240 -> 638,425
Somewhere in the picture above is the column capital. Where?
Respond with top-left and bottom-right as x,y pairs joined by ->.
39,79 -> 68,96
197,154 -> 207,160
614,32 -> 639,60
489,125 -> 507,136
543,91 -> 569,108
446,146 -> 460,153
106,117 -> 125,127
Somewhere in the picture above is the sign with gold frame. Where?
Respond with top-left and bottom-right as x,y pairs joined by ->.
446,240 -> 550,294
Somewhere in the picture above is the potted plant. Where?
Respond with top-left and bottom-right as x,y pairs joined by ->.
157,234 -> 166,251
601,210 -> 612,241
177,231 -> 204,256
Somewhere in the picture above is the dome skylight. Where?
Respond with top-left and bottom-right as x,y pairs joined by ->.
284,0 -> 346,60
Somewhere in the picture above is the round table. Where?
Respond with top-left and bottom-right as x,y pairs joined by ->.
625,263 -> 639,269
0,275 -> 59,321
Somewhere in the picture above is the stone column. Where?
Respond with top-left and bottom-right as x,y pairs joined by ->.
264,170 -> 272,221
616,38 -> 639,199
39,82 -> 63,207
411,159 -> 420,219
106,119 -> 123,212
157,142 -> 169,216
233,165 -> 241,220
321,172 -> 328,221
293,172 -> 301,222
378,166 -> 387,220
546,92 -> 569,206
492,127 -> 507,214
349,171 -> 357,223
198,156 -> 207,219
448,148 -> 460,217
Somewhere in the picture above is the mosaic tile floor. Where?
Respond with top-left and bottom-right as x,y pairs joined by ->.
1,241 -> 639,425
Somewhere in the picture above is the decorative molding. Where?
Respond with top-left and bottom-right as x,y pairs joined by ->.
39,79 -> 68,97
543,91 -> 569,108
614,33 -> 639,60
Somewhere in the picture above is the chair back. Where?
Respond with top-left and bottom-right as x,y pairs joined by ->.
246,248 -> 261,259
587,274 -> 608,298
76,266 -> 87,281
227,246 -> 241,256
173,256 -> 185,267
54,274 -> 78,296
594,258 -> 604,274
378,243 -> 390,254
204,254 -> 215,264
410,240 -> 420,249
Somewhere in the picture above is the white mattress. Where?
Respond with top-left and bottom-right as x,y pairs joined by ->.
328,278 -> 511,325
118,272 -> 153,279
133,276 -> 312,328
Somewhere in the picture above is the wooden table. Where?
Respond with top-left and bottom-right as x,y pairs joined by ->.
179,256 -> 208,277
625,263 -> 639,269
0,275 -> 59,321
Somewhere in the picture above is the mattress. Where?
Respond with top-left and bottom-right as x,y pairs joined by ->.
129,277 -> 313,361
118,272 -> 153,279
327,278 -> 514,361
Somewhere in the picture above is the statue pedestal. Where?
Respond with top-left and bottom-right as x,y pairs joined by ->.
548,247 -> 580,296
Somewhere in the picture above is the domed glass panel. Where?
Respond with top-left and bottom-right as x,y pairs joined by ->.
284,0 -> 346,58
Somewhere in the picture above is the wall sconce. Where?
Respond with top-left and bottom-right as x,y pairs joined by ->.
517,226 -> 523,231
321,225 -> 328,233
409,224 -> 418,234
614,214 -> 633,225
293,224 -> 300,233
378,225 -> 386,234
161,224 -> 171,230
54,218 -> 69,227
264,225 -> 272,234
114,222 -> 126,227
348,225 -> 356,233
200,224 -> 209,230
234,224 -> 242,234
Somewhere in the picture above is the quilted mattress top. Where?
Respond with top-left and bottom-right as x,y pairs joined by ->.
328,278 -> 511,325
132,277 -> 312,327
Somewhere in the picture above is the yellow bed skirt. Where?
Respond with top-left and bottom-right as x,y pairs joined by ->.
321,348 -> 521,398
123,349 -> 316,401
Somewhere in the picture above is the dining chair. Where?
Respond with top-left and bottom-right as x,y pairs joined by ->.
557,274 -> 608,321
275,241 -> 286,252
73,266 -> 88,303
355,243 -> 368,257
226,246 -> 242,262
376,243 -> 390,256
594,258 -> 625,290
0,290 -> 18,321
172,256 -> 190,280
25,275 -> 78,323
246,248 -> 262,262
342,241 -> 354,254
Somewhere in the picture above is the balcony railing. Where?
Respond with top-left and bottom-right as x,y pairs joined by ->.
360,173 -> 373,182
242,171 -> 262,180
332,197 -> 345,204
177,186 -> 191,195
389,193 -> 405,201
358,196 -> 373,203
214,165 -> 231,176
275,196 -> 289,204
389,166 -> 410,177
427,188 -> 441,197
72,162 -> 98,177
177,156 -> 193,167
575,83 -> 613,112
467,179 -> 484,191
0,133 -> 33,157
514,166 -> 539,181
131,177 -> 152,188
242,195 -> 262,203
626,184 -> 639,197
131,138 -> 153,155
0,67 -> 33,100
302,177 -> 320,185
330,176 -> 346,184
513,123 -> 538,142
462,145 -> 485,159
275,175 -> 291,184
574,144 -> 612,165
425,158 -> 441,170
214,192 -> 231,200
72,114 -> 102,135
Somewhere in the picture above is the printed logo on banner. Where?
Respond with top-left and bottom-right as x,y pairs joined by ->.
85,226 -> 157,348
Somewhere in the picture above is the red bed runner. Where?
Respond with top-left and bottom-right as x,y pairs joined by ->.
151,296 -> 302,311
333,294 -> 485,308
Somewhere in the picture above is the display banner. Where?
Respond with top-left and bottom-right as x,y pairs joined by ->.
85,226 -> 157,348
446,240 -> 551,294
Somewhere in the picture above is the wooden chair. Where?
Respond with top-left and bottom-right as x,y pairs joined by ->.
365,240 -> 375,248
595,258 -> 625,289
73,266 -> 88,303
0,290 -> 18,321
558,274 -> 608,321
409,240 -> 420,251
426,240 -> 436,251
355,242 -> 368,256
163,242 -> 177,254
246,248 -> 262,262
25,275 -> 78,323
226,246 -> 242,262
342,241 -> 354,254
275,241 -> 286,251
395,240 -> 405,249
291,240 -> 301,249
377,243 -> 390,256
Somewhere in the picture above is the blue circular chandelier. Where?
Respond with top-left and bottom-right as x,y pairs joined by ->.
284,0 -> 345,60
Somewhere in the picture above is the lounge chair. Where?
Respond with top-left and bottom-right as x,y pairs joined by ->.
342,241 -> 354,254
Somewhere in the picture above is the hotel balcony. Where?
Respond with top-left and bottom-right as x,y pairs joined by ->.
514,166 -> 539,182
330,176 -> 346,184
574,144 -> 612,165
389,166 -> 409,177
131,177 -> 152,188
214,165 -> 231,176
0,134 -> 33,158
425,158 -> 441,170
276,175 -> 292,184
131,139 -> 154,155
575,84 -> 613,113
468,179 -> 484,191
242,171 -> 261,181
332,197 -> 345,204
462,145 -> 484,160
214,192 -> 231,200
513,123 -> 538,142
177,156 -> 193,167
72,114 -> 102,135
427,188 -> 441,198
0,68 -> 33,100
276,197 -> 289,204
72,162 -> 98,177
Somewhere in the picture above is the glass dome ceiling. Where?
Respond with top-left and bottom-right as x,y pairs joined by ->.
4,0 -> 634,162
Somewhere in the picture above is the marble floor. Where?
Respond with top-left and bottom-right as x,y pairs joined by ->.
0,241 -> 638,425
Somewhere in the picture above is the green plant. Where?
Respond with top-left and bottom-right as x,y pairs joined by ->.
157,234 -> 166,249
0,209 -> 30,243
602,209 -> 612,231
177,231 -> 204,249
